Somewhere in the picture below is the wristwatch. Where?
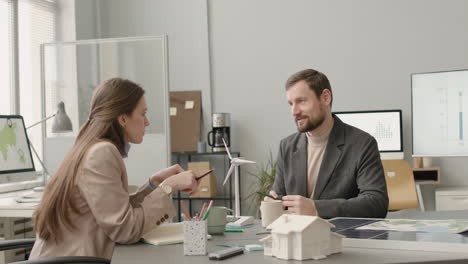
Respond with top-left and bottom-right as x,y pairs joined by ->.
158,183 -> 173,195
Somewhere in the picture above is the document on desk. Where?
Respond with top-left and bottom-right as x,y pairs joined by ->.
356,219 -> 468,234
141,222 -> 184,246
330,217 -> 468,253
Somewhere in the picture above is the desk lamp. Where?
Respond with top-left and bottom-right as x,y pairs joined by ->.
26,101 -> 73,183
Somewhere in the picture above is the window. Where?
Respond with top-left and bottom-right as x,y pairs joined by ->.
1,0 -> 57,170
0,0 -> 13,115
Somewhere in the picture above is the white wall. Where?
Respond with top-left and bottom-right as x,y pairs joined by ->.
94,0 -> 212,139
75,0 -> 100,40
208,0 -> 468,212
75,0 -> 468,213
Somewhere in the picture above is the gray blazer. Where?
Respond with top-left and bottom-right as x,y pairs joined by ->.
272,115 -> 388,219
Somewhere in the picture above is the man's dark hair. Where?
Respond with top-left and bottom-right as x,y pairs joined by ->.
285,69 -> 333,106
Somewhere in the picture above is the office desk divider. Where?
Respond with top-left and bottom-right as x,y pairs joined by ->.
183,220 -> 207,255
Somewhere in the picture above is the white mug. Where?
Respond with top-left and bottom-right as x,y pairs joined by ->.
260,200 -> 283,227
422,157 -> 433,168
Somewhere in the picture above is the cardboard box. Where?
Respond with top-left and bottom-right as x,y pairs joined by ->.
170,91 -> 202,152
188,162 -> 217,198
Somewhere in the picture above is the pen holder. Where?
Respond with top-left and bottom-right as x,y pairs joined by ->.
183,220 -> 207,255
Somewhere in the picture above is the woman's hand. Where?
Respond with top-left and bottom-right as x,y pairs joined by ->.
151,164 -> 184,185
161,170 -> 199,194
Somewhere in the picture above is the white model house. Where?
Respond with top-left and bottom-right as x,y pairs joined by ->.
259,214 -> 343,260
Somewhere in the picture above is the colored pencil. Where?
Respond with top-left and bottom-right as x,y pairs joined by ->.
202,200 -> 214,220
180,200 -> 192,221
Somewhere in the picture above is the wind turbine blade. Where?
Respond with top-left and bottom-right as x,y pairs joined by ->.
223,164 -> 235,185
236,159 -> 256,164
222,138 -> 232,160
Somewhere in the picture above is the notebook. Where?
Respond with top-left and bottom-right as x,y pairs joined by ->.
141,222 -> 212,246
141,222 -> 184,246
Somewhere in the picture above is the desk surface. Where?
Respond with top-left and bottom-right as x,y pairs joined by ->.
1,193 -> 467,263
0,190 -> 37,217
113,210 -> 468,264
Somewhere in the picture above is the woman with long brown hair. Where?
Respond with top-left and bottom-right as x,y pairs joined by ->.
29,78 -> 198,260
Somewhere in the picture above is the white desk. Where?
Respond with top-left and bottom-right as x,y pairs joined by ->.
112,210 -> 468,264
1,193 -> 466,263
113,243 -> 468,264
0,190 -> 37,218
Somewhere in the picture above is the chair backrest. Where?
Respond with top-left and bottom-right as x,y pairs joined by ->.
382,160 -> 419,211
0,238 -> 110,264
13,256 -> 110,264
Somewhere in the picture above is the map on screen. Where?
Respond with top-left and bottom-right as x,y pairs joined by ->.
0,115 -> 35,173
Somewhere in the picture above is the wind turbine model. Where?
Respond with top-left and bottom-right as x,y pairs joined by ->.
222,138 -> 256,226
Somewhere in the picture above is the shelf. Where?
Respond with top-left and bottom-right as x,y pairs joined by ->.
413,167 -> 439,171
171,152 -> 240,222
413,167 -> 440,184
415,180 -> 439,185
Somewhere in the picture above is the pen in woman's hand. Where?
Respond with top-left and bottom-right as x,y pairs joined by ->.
180,169 -> 214,193
196,169 -> 214,180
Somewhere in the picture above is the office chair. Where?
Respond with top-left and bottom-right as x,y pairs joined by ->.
0,238 -> 110,264
382,160 -> 419,211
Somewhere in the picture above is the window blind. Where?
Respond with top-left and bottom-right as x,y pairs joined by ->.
17,0 -> 56,163
0,0 -> 13,114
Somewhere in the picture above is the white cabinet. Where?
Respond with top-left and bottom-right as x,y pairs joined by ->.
0,217 -> 34,262
436,187 -> 468,211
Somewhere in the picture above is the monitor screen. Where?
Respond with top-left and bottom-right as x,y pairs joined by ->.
0,115 -> 35,174
412,69 -> 468,157
334,110 -> 403,154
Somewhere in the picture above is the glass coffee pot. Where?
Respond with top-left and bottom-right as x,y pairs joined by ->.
207,113 -> 230,152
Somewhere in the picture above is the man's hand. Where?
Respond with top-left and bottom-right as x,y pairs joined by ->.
282,195 -> 317,216
264,190 -> 279,201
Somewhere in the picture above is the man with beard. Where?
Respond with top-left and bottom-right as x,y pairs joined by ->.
268,69 -> 388,219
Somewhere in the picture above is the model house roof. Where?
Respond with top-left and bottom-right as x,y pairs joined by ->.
267,215 -> 335,235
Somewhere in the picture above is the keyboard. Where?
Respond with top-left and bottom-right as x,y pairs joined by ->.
15,191 -> 42,203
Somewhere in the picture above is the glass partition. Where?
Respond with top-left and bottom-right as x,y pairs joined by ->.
41,36 -> 170,185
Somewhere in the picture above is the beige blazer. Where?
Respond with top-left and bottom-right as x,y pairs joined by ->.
29,141 -> 176,260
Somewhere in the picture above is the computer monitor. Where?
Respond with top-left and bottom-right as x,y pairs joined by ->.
0,115 -> 37,185
334,110 -> 403,160
412,69 -> 468,157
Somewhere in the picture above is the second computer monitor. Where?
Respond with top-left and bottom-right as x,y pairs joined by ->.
334,110 -> 403,160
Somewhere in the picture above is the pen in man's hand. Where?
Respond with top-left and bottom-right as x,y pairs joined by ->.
256,191 -> 283,200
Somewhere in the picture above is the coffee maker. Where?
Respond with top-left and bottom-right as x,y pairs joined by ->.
207,113 -> 230,152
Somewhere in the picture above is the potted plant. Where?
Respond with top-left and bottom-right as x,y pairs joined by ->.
245,150 -> 277,217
